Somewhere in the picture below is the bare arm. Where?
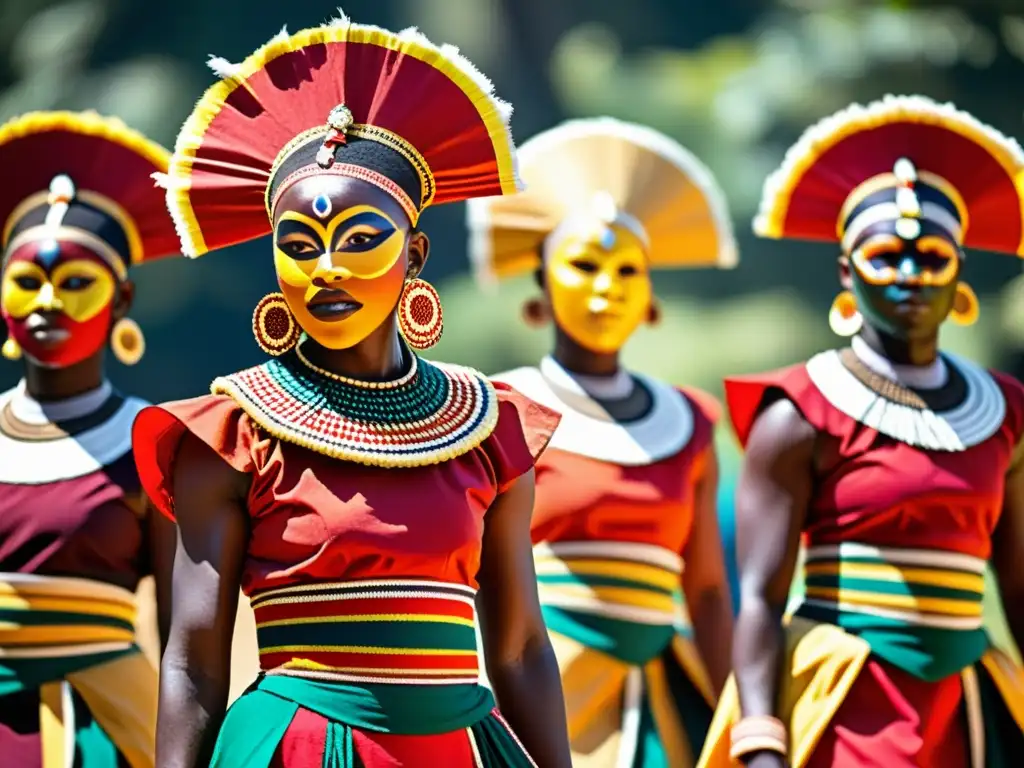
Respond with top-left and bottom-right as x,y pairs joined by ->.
476,469 -> 572,768
147,503 -> 177,653
733,397 -> 815,768
993,442 -> 1024,656
682,446 -> 734,698
157,433 -> 250,768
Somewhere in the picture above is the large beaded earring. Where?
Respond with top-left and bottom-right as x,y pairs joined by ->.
828,290 -> 862,337
950,282 -> 979,326
521,297 -> 550,328
111,318 -> 145,365
397,278 -> 443,350
253,292 -> 301,356
1,337 -> 20,360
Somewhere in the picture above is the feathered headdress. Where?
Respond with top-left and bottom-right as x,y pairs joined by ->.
158,9 -> 522,258
0,111 -> 178,280
466,117 -> 738,286
754,94 -> 1024,256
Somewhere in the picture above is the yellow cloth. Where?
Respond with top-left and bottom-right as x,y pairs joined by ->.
552,629 -> 714,767
697,617 -> 1024,768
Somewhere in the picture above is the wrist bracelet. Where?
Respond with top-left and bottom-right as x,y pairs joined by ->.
729,715 -> 788,761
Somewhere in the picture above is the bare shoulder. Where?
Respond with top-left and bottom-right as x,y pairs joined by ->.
744,395 -> 817,469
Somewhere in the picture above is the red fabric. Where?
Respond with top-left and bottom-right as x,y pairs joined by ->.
723,363 -> 1024,558
131,384 -> 558,594
807,658 -> 968,768
189,37 -> 512,252
351,729 -> 474,767
272,707 -> 329,767
779,122 -> 1023,254
0,126 -> 178,261
530,387 -> 717,556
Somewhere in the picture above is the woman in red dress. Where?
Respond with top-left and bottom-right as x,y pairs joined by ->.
468,117 -> 737,765
0,111 -> 179,767
698,95 -> 1024,768
131,10 -> 571,768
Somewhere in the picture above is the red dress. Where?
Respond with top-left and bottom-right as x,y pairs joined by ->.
133,355 -> 559,768
699,349 -> 1024,768
496,358 -> 721,766
0,381 -> 156,768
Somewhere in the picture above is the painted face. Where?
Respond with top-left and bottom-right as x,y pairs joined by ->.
273,176 -> 410,350
545,222 -> 652,354
1,239 -> 117,367
848,232 -> 960,339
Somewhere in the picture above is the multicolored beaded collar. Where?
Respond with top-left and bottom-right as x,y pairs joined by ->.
211,349 -> 499,467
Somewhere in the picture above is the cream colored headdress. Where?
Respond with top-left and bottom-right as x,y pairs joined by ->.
466,117 -> 738,286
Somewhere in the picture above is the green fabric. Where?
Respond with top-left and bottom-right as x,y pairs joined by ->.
467,714 -> 537,768
212,674 -> 497,768
257,617 -> 476,651
0,645 -> 137,696
795,602 -> 989,681
977,661 -> 1024,768
76,707 -> 121,768
542,605 -> 675,666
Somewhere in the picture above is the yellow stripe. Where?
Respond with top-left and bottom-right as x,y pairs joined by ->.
39,681 -> 66,768
0,624 -> 135,646
259,645 -> 477,656
537,584 -> 676,612
0,594 -> 137,625
804,587 -> 983,617
534,557 -> 680,592
804,562 -> 985,593
255,613 -> 474,630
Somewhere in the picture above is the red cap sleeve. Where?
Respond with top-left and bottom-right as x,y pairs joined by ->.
132,394 -> 257,520
723,363 -> 821,448
483,381 -> 561,493
679,386 -> 722,426
991,369 -> 1024,446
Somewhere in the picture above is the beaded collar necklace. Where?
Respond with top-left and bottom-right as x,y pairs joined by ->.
211,348 -> 499,467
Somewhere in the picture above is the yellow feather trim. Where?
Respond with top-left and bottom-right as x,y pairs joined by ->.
161,10 -> 520,259
754,94 -> 1024,254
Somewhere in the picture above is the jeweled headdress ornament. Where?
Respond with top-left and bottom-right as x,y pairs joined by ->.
0,111 -> 179,279
754,94 -> 1024,256
157,10 -> 522,258
466,117 -> 738,286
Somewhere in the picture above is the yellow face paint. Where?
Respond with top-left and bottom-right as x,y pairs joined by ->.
273,205 -> 407,349
1,257 -> 115,322
545,222 -> 652,354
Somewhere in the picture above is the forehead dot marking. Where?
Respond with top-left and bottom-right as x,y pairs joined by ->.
312,194 -> 332,220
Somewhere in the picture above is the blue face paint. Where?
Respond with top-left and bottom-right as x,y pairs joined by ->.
37,239 -> 60,268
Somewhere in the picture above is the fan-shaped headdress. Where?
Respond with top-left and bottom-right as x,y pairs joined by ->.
158,10 -> 522,258
754,94 -> 1024,256
0,111 -> 178,280
466,117 -> 738,286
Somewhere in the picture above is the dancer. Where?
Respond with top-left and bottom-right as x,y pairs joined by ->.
468,117 -> 738,766
132,11 -> 571,768
0,111 -> 179,767
699,95 -> 1024,768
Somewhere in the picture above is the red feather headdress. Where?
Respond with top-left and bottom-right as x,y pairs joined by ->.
754,94 -> 1024,256
158,9 -> 522,258
0,111 -> 178,279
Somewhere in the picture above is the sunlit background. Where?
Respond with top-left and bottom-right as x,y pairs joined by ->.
1,0 -> 1021,657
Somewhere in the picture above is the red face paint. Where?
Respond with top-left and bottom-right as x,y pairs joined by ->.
1,240 -> 118,369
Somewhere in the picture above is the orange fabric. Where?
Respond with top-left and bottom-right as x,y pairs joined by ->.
132,383 -> 558,594
722,365 -> 1024,557
531,388 -> 717,554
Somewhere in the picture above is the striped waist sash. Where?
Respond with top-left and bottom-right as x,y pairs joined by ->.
534,541 -> 685,666
251,579 -> 480,685
795,542 -> 989,680
0,572 -> 137,656
800,542 -> 985,629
